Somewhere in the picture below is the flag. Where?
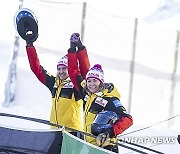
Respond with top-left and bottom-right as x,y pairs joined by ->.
61,131 -> 113,154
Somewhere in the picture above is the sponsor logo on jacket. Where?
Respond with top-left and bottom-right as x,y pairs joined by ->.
95,97 -> 108,107
63,82 -> 74,88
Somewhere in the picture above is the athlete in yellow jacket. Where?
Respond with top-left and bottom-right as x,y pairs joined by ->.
25,40 -> 85,133
67,33 -> 133,153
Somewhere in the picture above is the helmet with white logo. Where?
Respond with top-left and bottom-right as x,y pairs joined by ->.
15,8 -> 38,43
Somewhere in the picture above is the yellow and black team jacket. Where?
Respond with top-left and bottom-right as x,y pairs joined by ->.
84,83 -> 122,145
68,47 -> 133,146
26,45 -> 83,131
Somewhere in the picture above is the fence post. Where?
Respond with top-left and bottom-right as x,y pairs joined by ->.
3,0 -> 23,107
168,30 -> 179,127
127,18 -> 138,113
3,37 -> 19,107
80,2 -> 87,42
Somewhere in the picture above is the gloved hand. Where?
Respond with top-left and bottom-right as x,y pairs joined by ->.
68,33 -> 78,53
69,33 -> 84,52
70,33 -> 80,44
24,22 -> 38,46
25,31 -> 34,46
96,132 -> 110,147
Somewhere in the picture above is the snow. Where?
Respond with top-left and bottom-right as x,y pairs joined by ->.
0,0 -> 180,153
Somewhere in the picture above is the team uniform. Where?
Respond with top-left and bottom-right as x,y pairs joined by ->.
68,47 -> 133,152
26,46 -> 83,131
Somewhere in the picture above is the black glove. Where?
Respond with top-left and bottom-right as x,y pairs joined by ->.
24,22 -> 38,46
68,33 -> 77,53
69,33 -> 85,53
25,31 -> 34,46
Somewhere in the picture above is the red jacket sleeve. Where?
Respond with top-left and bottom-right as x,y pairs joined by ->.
77,48 -> 90,79
67,52 -> 81,90
26,46 -> 45,84
113,116 -> 133,136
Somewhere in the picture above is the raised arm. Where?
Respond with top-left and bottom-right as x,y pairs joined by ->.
16,11 -> 46,85
67,52 -> 81,90
26,45 -> 46,84
77,48 -> 90,79
68,33 -> 90,91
